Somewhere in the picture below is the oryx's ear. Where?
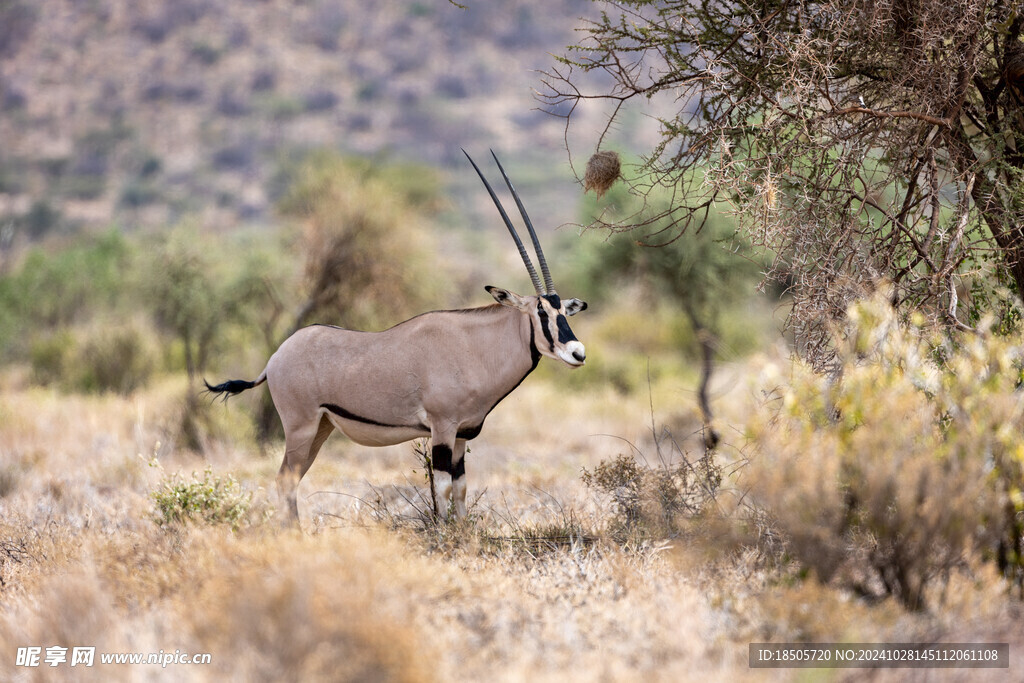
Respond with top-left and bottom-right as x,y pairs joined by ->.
563,298 -> 588,316
486,285 -> 532,311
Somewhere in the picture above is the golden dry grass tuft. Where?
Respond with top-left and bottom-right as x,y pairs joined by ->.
183,529 -> 430,682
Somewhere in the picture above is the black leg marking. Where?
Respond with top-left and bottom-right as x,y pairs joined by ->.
451,456 -> 466,479
432,444 -> 453,474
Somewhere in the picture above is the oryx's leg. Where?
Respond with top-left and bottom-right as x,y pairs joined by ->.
277,414 -> 334,525
429,429 -> 468,520
430,441 -> 454,517
451,438 -> 468,519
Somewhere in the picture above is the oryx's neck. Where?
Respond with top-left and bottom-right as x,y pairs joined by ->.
456,304 -> 540,424
493,304 -> 541,381
450,304 -> 540,384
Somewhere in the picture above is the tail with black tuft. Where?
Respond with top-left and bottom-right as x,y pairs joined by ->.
204,376 -> 263,401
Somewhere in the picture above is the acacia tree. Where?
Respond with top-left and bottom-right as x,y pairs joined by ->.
150,226 -> 242,451
544,0 -> 1024,366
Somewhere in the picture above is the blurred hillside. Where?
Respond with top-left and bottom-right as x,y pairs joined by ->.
0,0 -> 614,246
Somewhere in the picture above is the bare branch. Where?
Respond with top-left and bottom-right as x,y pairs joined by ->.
545,0 -> 1024,365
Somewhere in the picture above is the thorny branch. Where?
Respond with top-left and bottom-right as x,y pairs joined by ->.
541,0 -> 1024,368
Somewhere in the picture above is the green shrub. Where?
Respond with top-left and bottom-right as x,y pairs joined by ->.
29,329 -> 75,387
119,180 -> 161,208
151,466 -> 253,529
747,291 -> 1024,609
76,322 -> 157,394
276,151 -> 445,332
0,230 -> 133,357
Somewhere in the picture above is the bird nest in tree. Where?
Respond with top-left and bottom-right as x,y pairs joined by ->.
583,150 -> 621,199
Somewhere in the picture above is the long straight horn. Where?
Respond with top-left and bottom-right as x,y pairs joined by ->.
489,150 -> 555,295
463,149 -> 544,295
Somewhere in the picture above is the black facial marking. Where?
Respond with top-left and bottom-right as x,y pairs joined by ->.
528,316 -> 541,367
556,314 -> 577,344
542,293 -> 561,309
536,301 -> 555,351
432,444 -> 453,474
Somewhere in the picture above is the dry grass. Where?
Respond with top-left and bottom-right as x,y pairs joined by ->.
0,348 -> 1021,682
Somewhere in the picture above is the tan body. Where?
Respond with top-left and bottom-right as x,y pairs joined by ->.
261,303 -> 540,520
268,306 -> 535,447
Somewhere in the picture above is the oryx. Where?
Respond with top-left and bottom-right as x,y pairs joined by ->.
205,151 -> 587,525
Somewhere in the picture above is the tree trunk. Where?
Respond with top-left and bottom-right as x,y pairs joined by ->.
683,303 -> 720,451
970,175 -> 1024,302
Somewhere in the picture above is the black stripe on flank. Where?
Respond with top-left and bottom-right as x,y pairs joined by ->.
321,403 -> 427,432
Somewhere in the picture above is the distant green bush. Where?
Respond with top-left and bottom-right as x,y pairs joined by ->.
76,322 -> 158,394
28,329 -> 74,387
254,93 -> 303,121
0,230 -> 133,358
19,199 -> 61,238
119,180 -> 161,208
60,173 -> 106,200
29,321 -> 158,395
146,225 -> 231,380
